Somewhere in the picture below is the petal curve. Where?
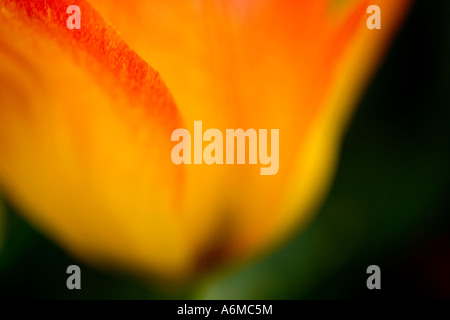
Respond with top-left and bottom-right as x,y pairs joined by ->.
0,0 -> 191,278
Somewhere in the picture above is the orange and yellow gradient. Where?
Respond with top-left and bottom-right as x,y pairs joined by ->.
0,0 -> 411,280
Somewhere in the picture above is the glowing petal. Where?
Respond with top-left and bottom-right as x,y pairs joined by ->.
90,0 -> 411,267
0,0 -> 411,278
0,0 -> 191,278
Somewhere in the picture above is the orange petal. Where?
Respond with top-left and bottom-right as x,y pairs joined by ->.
0,0 -> 412,279
90,0 -> 411,268
0,0 -> 193,278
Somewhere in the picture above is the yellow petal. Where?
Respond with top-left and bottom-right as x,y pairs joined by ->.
0,0 -> 193,278
90,0 -> 411,268
0,0 -> 412,279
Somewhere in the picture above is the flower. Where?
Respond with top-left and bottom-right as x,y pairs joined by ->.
0,0 -> 410,279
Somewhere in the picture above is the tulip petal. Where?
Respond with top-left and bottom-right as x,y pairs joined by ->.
89,0 -> 411,269
282,0 -> 412,244
0,0 -> 411,279
0,0 -> 194,278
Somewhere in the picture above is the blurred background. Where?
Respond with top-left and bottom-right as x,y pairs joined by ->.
1,0 -> 449,299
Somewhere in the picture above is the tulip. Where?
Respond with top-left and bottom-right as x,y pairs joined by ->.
0,0 -> 410,280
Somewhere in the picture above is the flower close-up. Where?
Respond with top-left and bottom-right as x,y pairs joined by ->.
1,0 -> 424,294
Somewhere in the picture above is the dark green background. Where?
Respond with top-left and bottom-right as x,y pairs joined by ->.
1,0 -> 449,299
